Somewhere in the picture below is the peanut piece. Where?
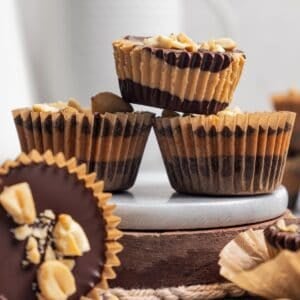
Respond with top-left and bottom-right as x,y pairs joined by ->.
37,261 -> 76,300
33,104 -> 60,113
60,259 -> 75,271
67,98 -> 83,112
214,44 -> 225,53
53,214 -> 90,256
276,219 -> 298,233
177,32 -> 199,52
26,237 -> 41,264
0,183 -> 37,225
144,35 -> 186,50
33,100 -> 81,114
12,224 -> 32,240
215,37 -> 236,50
44,245 -> 56,261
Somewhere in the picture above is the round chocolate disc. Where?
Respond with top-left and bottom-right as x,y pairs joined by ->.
0,162 -> 106,299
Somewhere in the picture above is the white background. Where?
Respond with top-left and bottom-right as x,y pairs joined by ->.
1,0 -> 300,172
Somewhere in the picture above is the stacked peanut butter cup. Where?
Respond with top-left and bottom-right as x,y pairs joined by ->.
113,33 -> 296,195
12,33 -> 296,196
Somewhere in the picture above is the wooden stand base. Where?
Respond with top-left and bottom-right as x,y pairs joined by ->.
111,212 -> 290,289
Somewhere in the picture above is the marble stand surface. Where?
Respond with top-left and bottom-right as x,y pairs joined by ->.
111,173 -> 288,230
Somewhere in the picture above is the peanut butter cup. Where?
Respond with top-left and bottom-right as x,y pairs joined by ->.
154,110 -> 295,195
272,88 -> 300,153
113,33 -> 246,114
264,218 -> 300,257
0,150 -> 122,299
12,95 -> 154,192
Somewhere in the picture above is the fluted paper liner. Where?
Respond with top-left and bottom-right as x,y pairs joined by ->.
154,111 -> 296,195
219,225 -> 300,299
12,109 -> 154,192
114,43 -> 246,114
272,94 -> 300,153
0,150 -> 123,297
282,154 -> 300,209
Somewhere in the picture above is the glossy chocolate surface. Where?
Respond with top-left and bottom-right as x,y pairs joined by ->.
0,164 -> 106,300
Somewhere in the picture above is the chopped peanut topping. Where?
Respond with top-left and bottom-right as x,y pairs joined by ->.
144,33 -> 199,51
199,37 -> 237,52
33,99 -> 83,113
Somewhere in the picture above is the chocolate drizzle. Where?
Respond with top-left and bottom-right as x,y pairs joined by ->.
0,164 -> 106,300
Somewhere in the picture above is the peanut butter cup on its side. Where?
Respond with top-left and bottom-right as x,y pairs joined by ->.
0,150 -> 122,300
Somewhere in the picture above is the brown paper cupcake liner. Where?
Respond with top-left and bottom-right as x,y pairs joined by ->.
12,109 -> 154,192
282,154 -> 300,209
154,111 -> 296,195
114,44 -> 246,114
272,94 -> 300,153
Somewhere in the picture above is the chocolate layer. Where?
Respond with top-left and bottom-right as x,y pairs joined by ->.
0,164 -> 106,300
264,219 -> 300,251
119,79 -> 228,114
124,36 -> 245,72
162,155 -> 285,195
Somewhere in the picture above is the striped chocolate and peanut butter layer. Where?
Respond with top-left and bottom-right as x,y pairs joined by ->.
12,110 -> 153,191
162,154 -> 286,195
154,111 -> 296,195
13,109 -> 153,162
113,38 -> 245,113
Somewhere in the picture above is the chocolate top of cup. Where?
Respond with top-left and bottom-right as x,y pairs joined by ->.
0,163 -> 106,299
264,219 -> 300,251
120,35 -> 245,72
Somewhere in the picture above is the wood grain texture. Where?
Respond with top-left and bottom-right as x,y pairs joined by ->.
111,212 -> 292,289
